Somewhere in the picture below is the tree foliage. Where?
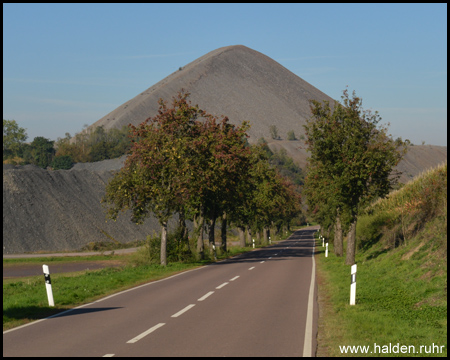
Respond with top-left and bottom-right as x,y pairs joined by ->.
54,125 -> 131,163
51,155 -> 74,170
304,89 -> 408,264
269,125 -> 279,140
103,91 -> 303,265
268,148 -> 304,187
287,130 -> 296,140
29,136 -> 55,168
3,119 -> 130,168
3,119 -> 28,160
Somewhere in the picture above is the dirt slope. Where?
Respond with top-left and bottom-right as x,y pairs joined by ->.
88,45 -> 335,144
395,145 -> 447,183
3,161 -> 179,254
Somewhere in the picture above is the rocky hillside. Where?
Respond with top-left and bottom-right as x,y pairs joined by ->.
394,144 -> 447,183
88,45 -> 335,144
3,159 -> 179,254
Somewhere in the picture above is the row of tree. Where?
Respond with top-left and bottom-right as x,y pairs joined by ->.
4,119 -> 59,168
54,124 -> 131,163
303,89 -> 409,265
268,125 -> 305,141
3,119 -> 131,169
102,91 -> 302,265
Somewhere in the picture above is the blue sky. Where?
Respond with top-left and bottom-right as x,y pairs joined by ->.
3,3 -> 447,146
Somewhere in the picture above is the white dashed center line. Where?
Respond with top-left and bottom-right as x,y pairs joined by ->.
198,291 -> 214,301
216,282 -> 229,289
103,232 -> 317,355
127,323 -> 166,344
171,304 -> 195,318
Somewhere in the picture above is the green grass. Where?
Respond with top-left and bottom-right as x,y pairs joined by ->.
316,238 -> 446,357
315,163 -> 447,357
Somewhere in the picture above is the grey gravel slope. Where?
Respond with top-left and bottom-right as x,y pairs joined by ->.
3,162 -> 173,254
89,45 -> 335,144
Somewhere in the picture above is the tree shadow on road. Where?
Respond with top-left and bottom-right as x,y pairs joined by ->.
211,236 -> 319,265
3,305 -> 122,329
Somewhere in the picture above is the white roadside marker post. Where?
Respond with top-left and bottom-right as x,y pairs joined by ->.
252,238 -> 255,249
212,243 -> 217,261
42,264 -> 55,307
350,264 -> 357,305
269,236 -> 271,244
325,243 -> 328,257
322,236 -> 324,247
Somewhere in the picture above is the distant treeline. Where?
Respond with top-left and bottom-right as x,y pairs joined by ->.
3,119 -> 130,169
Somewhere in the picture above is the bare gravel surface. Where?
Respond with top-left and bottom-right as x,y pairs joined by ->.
3,159 -> 178,255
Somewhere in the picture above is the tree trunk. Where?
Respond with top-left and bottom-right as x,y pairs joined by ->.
238,226 -> 246,247
221,212 -> 227,253
263,226 -> 269,244
160,222 -> 167,266
208,217 -> 216,257
334,213 -> 343,257
195,212 -> 205,260
345,219 -> 357,265
179,212 -> 189,252
246,226 -> 252,246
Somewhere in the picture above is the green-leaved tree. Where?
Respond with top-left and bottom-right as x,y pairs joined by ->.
304,89 -> 407,265
102,91 -> 252,264
30,136 -> 55,168
3,119 -> 28,159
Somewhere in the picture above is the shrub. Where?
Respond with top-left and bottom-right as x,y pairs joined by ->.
269,125 -> 279,140
134,227 -> 195,265
51,155 -> 74,170
356,211 -> 392,250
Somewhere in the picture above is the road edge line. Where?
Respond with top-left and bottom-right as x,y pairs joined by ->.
303,231 -> 316,357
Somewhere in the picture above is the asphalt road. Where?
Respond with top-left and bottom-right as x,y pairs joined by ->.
3,228 -> 318,357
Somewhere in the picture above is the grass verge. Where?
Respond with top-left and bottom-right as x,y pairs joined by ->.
315,162 -> 447,357
315,228 -> 447,357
